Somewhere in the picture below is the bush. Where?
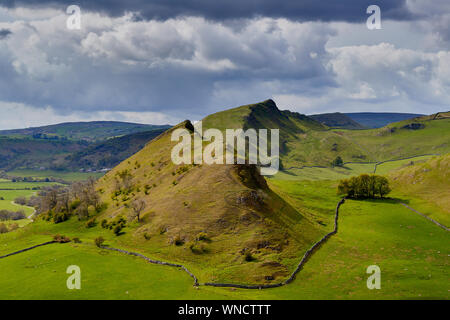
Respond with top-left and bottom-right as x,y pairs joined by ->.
173,235 -> 184,246
0,223 -> 8,234
86,218 -> 96,228
113,224 -> 123,236
101,219 -> 108,229
73,237 -> 82,243
8,223 -> 19,232
196,232 -> 209,241
244,251 -> 255,262
53,234 -> 71,243
94,236 -> 105,247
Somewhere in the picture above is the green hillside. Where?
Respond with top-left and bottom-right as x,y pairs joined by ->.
93,120 -> 324,284
203,100 -> 450,171
0,121 -> 170,142
388,154 -> 450,226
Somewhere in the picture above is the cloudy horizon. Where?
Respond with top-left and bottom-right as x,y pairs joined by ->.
0,1 -> 449,129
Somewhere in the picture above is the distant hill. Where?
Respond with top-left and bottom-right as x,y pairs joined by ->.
0,127 -> 169,171
0,121 -> 171,142
63,128 -> 167,170
344,112 -> 424,128
309,112 -> 366,129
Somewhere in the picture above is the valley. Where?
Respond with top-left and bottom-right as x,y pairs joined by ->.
0,101 -> 448,299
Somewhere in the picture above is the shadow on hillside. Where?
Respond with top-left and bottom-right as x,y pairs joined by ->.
351,197 -> 409,205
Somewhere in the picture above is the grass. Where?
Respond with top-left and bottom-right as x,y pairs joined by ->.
1,187 -> 448,299
0,189 -> 36,216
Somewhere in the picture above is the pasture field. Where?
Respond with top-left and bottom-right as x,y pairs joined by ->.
1,178 -> 448,299
0,189 -> 36,216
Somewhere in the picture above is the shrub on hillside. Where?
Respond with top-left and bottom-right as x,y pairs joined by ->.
94,236 -> 105,247
86,218 -> 96,228
53,234 -> 71,243
0,223 -> 8,234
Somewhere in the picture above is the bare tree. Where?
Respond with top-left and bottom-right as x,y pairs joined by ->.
131,199 -> 146,222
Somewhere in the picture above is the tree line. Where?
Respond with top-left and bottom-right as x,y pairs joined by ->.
337,174 -> 391,199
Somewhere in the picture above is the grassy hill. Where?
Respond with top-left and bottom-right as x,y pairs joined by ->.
94,120 -> 324,284
203,100 -> 450,171
0,121 -> 170,142
309,112 -> 366,129
345,112 -> 424,128
388,154 -> 449,227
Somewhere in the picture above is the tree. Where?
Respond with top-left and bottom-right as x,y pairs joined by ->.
131,199 -> 146,222
375,176 -> 391,198
332,156 -> 344,167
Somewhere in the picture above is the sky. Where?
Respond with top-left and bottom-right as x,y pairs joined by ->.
0,0 -> 449,129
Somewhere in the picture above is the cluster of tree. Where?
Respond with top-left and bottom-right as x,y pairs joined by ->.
37,177 -> 102,223
337,174 -> 391,199
0,209 -> 26,221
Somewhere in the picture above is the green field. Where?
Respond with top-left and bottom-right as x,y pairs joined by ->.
1,176 -> 448,299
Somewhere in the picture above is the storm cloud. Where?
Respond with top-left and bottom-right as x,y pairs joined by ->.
2,0 -> 414,22
0,1 -> 449,128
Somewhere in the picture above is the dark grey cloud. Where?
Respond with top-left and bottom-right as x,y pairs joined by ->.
0,28 -> 12,39
2,0 -> 414,22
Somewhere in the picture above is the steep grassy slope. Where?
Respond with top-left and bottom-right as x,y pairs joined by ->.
0,121 -> 170,142
388,154 -> 449,226
310,112 -> 366,129
95,121 -> 323,284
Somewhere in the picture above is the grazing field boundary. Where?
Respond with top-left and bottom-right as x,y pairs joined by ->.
283,154 -> 440,174
373,154 -> 440,173
0,241 -> 56,259
400,203 -> 449,231
99,246 -> 199,285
